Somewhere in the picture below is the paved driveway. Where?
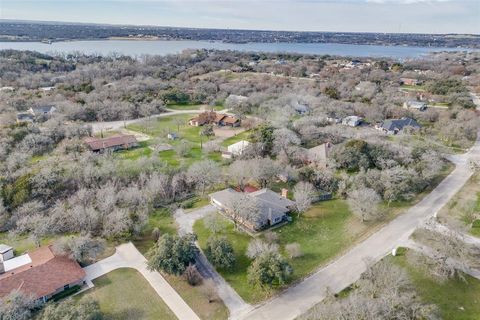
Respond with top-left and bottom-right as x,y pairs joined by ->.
83,242 -> 200,320
238,131 -> 480,320
174,205 -> 252,318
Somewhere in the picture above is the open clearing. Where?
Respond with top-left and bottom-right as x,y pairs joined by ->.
78,268 -> 177,320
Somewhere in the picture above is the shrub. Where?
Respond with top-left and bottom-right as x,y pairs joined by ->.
183,264 -> 203,286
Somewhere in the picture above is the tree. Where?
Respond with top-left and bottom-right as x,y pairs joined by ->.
183,264 -> 203,286
246,239 -> 279,259
293,181 -> 316,216
229,194 -> 261,230
205,236 -> 236,270
151,227 -> 161,242
285,243 -> 303,259
0,290 -> 38,320
147,233 -> 197,275
173,118 -> 184,132
306,260 -> 436,320
187,160 -> 220,195
228,160 -> 252,191
38,297 -> 102,320
53,234 -> 105,264
347,188 -> 384,222
247,252 -> 292,288
250,157 -> 280,188
204,213 -> 225,234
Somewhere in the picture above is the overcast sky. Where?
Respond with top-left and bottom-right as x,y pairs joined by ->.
1,0 -> 479,34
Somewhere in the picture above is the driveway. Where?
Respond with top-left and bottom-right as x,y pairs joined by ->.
238,131 -> 480,320
83,242 -> 200,320
174,206 -> 252,318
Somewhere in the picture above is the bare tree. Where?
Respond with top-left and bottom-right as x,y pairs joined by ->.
246,238 -> 279,259
293,181 -> 316,216
285,243 -> 303,259
347,188 -> 384,222
187,160 -> 221,195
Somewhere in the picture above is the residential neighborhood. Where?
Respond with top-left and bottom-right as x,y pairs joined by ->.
0,8 -> 479,320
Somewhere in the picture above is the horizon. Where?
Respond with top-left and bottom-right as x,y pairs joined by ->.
1,0 -> 479,35
1,18 -> 479,36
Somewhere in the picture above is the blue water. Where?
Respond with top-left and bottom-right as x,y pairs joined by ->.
0,40 -> 471,59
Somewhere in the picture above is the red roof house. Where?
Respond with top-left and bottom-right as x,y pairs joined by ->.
0,246 -> 86,302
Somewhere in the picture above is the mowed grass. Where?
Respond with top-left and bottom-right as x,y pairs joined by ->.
193,199 -> 362,303
133,209 -> 177,255
390,253 -> 480,320
127,114 -> 223,167
131,209 -> 229,319
78,268 -> 177,320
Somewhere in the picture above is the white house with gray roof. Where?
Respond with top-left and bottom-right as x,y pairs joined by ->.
209,188 -> 294,231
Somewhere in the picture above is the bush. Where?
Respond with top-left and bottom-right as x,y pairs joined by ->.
183,264 -> 203,286
285,243 -> 303,259
247,252 -> 292,288
472,220 -> 480,228
205,236 -> 235,270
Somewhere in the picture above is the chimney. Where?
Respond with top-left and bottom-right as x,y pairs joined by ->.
0,261 -> 5,274
281,188 -> 288,199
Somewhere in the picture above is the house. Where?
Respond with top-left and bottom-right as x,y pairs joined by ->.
0,244 -> 14,262
84,135 -> 138,152
210,188 -> 294,231
16,112 -> 35,124
189,111 -> 241,127
377,117 -> 421,135
29,105 -> 56,117
400,78 -> 422,86
342,116 -> 363,127
0,245 -> 85,302
167,132 -> 178,140
307,142 -> 333,167
403,100 -> 427,111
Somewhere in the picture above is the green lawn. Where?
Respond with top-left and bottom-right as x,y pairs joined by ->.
438,174 -> 480,238
77,268 -> 177,320
193,199 -> 364,303
127,114 -> 223,167
220,130 -> 252,147
116,141 -> 152,160
131,209 -> 229,319
133,209 -> 177,255
390,253 -> 480,320
0,232 -> 58,255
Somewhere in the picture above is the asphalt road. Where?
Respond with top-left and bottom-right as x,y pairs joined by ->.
238,131 -> 480,320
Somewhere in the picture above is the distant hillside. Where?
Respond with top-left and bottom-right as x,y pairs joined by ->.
0,20 -> 479,48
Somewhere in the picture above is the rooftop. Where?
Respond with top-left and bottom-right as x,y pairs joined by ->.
85,134 -> 137,151
0,244 -> 13,254
0,246 -> 85,299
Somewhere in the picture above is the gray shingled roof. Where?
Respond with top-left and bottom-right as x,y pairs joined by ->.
381,117 -> 421,132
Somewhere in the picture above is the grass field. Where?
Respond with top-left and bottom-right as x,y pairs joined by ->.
390,252 -> 480,320
193,199 -> 364,303
220,130 -> 252,147
126,114 -> 227,167
438,174 -> 480,238
131,209 -> 229,319
78,268 -> 177,320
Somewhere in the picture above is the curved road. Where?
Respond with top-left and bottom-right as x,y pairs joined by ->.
238,131 -> 480,320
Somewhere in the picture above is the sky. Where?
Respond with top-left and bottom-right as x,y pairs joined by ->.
0,0 -> 479,34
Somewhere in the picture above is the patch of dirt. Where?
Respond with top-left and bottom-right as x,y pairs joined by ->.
120,128 -> 151,142
213,127 -> 245,138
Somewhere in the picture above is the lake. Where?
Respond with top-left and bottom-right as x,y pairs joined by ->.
0,40 -> 472,59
